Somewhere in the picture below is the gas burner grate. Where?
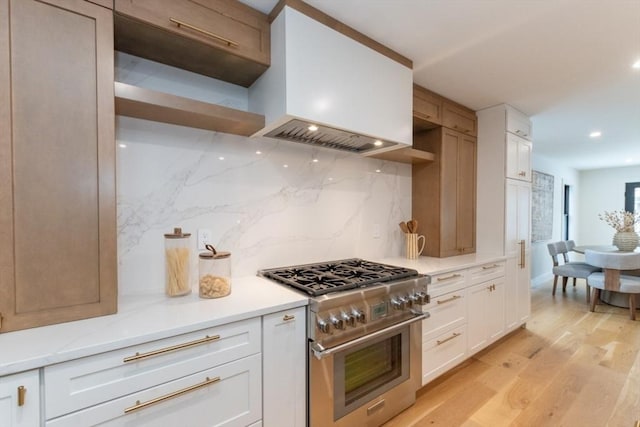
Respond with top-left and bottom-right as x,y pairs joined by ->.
259,258 -> 418,296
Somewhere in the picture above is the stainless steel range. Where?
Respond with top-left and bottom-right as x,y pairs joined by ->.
259,258 -> 430,427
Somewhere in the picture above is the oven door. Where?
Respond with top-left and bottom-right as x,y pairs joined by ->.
309,314 -> 424,427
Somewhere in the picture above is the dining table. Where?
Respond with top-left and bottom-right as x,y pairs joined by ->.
571,245 -> 640,308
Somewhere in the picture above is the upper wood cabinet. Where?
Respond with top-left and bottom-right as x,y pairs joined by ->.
413,127 -> 476,257
114,0 -> 270,87
506,105 -> 532,140
0,0 -> 116,333
442,101 -> 477,136
413,84 -> 443,129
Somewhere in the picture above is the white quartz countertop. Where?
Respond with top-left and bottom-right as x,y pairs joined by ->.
376,252 -> 507,275
0,276 -> 308,377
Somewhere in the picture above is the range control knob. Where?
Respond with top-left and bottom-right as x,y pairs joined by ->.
341,312 -> 355,327
390,298 -> 403,311
353,309 -> 366,323
317,318 -> 331,334
414,292 -> 430,305
330,315 -> 345,330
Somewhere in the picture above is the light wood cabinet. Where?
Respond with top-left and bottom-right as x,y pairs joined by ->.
442,101 -> 477,136
0,370 -> 40,427
506,133 -> 532,182
262,307 -> 306,427
114,0 -> 270,87
467,277 -> 505,354
0,0 -> 116,333
413,127 -> 476,257
413,84 -> 443,129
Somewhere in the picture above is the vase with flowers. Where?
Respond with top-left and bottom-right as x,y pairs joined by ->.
598,210 -> 640,251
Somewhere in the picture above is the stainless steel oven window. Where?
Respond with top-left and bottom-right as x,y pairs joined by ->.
333,326 -> 410,420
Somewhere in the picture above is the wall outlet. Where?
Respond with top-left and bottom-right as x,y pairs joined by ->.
197,228 -> 212,250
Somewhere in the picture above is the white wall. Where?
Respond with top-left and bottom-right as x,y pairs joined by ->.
530,154 -> 580,284
115,54 -> 411,295
577,165 -> 640,245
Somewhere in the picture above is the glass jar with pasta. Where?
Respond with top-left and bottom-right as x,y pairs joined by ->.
199,244 -> 231,299
164,227 -> 192,297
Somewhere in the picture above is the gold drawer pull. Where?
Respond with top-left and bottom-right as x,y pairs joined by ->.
283,314 -> 295,321
487,284 -> 496,292
124,376 -> 220,414
437,332 -> 461,346
123,335 -> 220,363
436,295 -> 461,305
169,18 -> 239,47
481,264 -> 499,270
436,273 -> 462,282
17,386 -> 26,407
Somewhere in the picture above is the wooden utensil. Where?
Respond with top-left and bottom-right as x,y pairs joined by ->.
399,222 -> 409,233
406,220 -> 414,233
409,219 -> 418,233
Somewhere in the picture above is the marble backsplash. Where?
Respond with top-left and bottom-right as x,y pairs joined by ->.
115,54 -> 412,295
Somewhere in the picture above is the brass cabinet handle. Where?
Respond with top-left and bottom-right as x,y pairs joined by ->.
481,264 -> 499,270
17,386 -> 26,407
436,295 -> 461,305
124,376 -> 220,414
437,273 -> 462,282
283,314 -> 295,321
487,284 -> 496,292
519,239 -> 526,268
518,171 -> 526,177
437,332 -> 461,346
169,18 -> 239,47
123,335 -> 220,363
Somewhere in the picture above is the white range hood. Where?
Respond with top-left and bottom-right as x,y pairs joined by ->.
249,6 -> 412,155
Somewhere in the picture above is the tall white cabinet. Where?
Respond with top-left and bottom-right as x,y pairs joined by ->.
0,370 -> 40,427
477,104 -> 532,332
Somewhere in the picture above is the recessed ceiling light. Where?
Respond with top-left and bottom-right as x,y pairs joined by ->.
374,140 -> 383,147
589,131 -> 602,138
312,158 -> 319,163
218,156 -> 225,160
632,59 -> 640,69
625,158 -> 633,163
118,143 -> 127,148
283,164 -> 288,168
308,124 -> 318,132
256,150 -> 262,155
375,169 -> 381,173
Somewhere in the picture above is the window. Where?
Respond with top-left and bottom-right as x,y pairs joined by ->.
624,182 -> 640,232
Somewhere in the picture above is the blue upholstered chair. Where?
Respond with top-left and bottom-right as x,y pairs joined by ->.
547,241 -> 601,303
585,250 -> 640,320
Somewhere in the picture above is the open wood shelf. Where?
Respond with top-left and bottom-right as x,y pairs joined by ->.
114,82 -> 265,136
365,146 -> 435,164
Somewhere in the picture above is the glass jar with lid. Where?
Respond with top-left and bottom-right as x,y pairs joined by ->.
164,227 -> 192,297
198,245 -> 231,298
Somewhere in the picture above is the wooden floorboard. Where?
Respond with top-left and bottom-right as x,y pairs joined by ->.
384,278 -> 640,427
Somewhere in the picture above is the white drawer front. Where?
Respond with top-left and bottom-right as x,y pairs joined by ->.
429,269 -> 467,297
469,261 -> 505,285
422,324 -> 467,386
46,353 -> 262,427
422,289 -> 466,339
45,317 -> 261,419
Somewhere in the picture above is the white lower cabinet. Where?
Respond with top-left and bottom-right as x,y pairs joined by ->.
0,370 -> 40,427
262,306 -> 306,427
422,324 -> 467,385
467,277 -> 505,355
505,255 -> 531,332
46,354 -> 262,427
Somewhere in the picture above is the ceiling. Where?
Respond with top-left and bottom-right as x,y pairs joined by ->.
240,0 -> 640,170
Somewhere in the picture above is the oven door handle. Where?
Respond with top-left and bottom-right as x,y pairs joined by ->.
310,312 -> 429,360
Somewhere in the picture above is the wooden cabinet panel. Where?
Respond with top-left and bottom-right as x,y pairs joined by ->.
413,127 -> 476,257
0,0 -> 116,332
0,370 -> 40,427
114,0 -> 270,87
442,101 -> 477,136
413,84 -> 442,127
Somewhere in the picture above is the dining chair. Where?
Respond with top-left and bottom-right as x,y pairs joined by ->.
585,250 -> 640,320
547,241 -> 601,303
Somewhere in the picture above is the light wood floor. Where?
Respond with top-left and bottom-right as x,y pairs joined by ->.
384,278 -> 640,427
